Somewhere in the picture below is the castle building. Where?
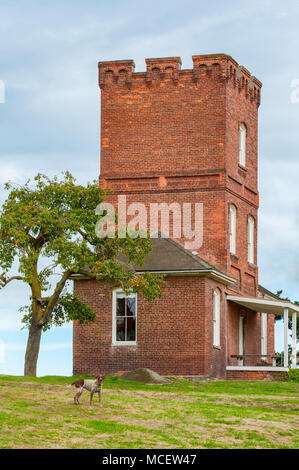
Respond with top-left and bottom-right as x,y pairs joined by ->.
72,54 -> 298,380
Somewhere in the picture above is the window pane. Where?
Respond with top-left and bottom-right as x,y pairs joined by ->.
126,317 -> 136,341
116,297 -> 126,316
239,124 -> 246,166
248,217 -> 254,263
229,206 -> 236,254
126,297 -> 136,317
116,318 -> 125,341
213,290 -> 220,346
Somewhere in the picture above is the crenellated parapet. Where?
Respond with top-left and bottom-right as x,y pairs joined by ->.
192,54 -> 262,105
98,54 -> 262,105
98,59 -> 135,88
144,57 -> 182,85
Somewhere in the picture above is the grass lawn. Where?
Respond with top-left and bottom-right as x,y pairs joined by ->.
0,374 -> 298,449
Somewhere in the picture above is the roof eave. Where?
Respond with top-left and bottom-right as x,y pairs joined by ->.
70,269 -> 235,285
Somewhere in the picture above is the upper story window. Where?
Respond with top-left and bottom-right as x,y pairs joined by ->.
112,290 -> 137,345
213,289 -> 221,347
239,123 -> 246,167
247,216 -> 255,264
229,205 -> 237,255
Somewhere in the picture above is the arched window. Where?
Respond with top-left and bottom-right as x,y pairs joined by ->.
229,205 -> 237,255
239,123 -> 246,167
213,289 -> 221,347
248,216 -> 255,264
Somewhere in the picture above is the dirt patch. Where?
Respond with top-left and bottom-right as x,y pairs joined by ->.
0,382 -> 65,390
118,368 -> 172,385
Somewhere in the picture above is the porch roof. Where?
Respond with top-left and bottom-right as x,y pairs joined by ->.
227,295 -> 299,316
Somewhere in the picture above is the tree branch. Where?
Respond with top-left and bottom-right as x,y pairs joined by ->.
0,275 -> 24,289
41,269 -> 73,325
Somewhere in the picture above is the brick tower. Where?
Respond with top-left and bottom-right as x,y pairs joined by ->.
73,54 -> 279,379
98,54 -> 262,298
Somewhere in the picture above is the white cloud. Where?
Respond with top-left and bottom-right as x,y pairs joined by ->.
0,164 -> 24,184
258,158 -> 299,297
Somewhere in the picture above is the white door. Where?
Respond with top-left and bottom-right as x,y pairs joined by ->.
261,313 -> 267,360
239,317 -> 244,366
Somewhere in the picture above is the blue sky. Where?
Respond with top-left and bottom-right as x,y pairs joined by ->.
0,0 -> 298,376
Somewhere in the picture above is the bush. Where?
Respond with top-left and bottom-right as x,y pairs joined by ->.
287,369 -> 299,382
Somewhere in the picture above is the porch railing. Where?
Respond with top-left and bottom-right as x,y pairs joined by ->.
230,354 -> 281,367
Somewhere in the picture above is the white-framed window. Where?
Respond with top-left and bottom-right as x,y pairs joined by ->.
229,205 -> 237,255
247,216 -> 255,264
112,289 -> 137,345
213,289 -> 221,347
261,313 -> 267,359
239,123 -> 246,167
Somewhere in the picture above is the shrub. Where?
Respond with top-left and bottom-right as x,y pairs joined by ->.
287,369 -> 299,382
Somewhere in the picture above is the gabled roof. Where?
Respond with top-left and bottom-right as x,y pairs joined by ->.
122,237 -> 234,285
258,284 -> 281,300
70,236 -> 235,285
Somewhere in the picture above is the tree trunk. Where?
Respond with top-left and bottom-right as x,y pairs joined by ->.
24,321 -> 43,376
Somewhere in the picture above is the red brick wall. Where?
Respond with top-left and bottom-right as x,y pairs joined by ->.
267,314 -> 275,357
73,276 -> 227,378
226,370 -> 287,381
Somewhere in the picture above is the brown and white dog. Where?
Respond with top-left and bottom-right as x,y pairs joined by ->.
71,376 -> 105,406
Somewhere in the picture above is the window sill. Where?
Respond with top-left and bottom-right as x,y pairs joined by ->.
213,345 -> 221,350
112,342 -> 137,347
247,262 -> 257,270
230,253 -> 239,262
238,164 -> 247,172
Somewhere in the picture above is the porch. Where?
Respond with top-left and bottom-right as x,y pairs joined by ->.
226,295 -> 298,375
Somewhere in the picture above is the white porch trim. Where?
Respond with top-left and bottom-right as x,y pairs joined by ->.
227,295 -> 298,370
292,311 -> 297,369
226,366 -> 288,372
226,295 -> 299,315
284,308 -> 289,368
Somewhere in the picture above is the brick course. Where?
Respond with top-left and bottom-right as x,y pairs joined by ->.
226,370 -> 288,381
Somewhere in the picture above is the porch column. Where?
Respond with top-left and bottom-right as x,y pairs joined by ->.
292,312 -> 297,369
284,308 -> 289,368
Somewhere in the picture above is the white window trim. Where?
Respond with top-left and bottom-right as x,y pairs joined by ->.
247,216 -> 255,264
112,289 -> 137,346
229,205 -> 237,255
239,123 -> 246,167
213,289 -> 221,347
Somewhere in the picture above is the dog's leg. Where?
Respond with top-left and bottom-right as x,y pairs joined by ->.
90,392 -> 94,406
74,386 -> 83,405
98,389 -> 103,408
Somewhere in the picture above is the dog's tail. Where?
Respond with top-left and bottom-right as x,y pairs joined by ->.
71,379 -> 84,387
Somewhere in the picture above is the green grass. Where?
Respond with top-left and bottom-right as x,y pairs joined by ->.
0,374 -> 298,449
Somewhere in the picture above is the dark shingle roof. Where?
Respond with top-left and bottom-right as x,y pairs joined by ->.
70,236 -> 234,285
119,237 -> 234,284
258,284 -> 281,300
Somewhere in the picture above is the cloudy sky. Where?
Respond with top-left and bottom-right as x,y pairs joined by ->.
0,0 -> 299,375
